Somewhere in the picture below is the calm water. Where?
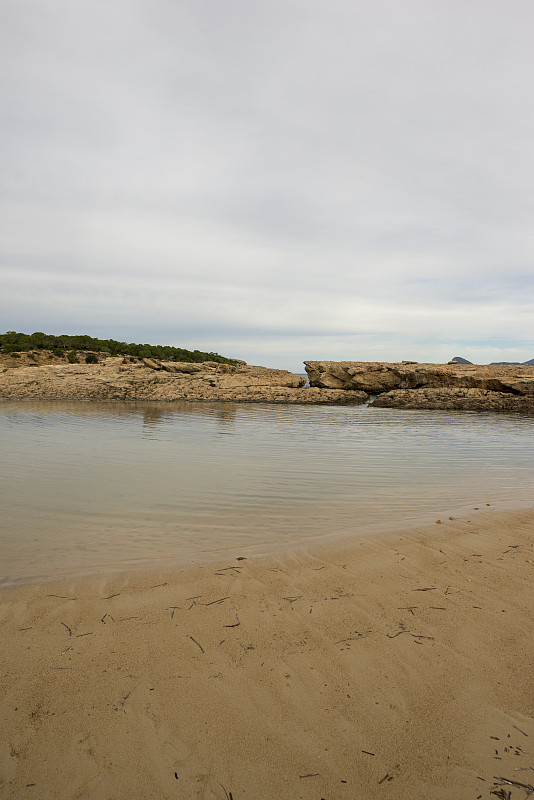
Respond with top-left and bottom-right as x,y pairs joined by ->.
1,400 -> 533,583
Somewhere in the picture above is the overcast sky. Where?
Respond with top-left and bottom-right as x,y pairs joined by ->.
1,1 -> 533,371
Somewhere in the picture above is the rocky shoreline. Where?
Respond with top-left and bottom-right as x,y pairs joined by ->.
0,353 -> 366,405
305,360 -> 534,413
1,352 -> 534,411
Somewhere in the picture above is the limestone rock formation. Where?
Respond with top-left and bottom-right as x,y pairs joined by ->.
0,355 -> 367,405
371,388 -> 534,412
304,361 -> 534,412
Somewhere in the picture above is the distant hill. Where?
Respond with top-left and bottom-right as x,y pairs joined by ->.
490,360 -> 534,365
0,331 -> 238,365
451,355 -> 534,366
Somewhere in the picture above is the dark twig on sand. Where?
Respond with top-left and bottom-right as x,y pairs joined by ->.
223,615 -> 240,628
205,597 -> 230,606
387,630 -> 434,640
189,636 -> 204,653
398,606 -> 417,616
494,775 -> 534,794
334,632 -> 369,644
378,772 -> 393,784
219,783 -> 233,800
61,622 -> 72,636
513,725 -> 529,737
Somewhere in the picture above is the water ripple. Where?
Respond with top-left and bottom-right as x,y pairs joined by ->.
1,400 -> 533,580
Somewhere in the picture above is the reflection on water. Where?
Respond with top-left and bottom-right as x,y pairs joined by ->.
1,400 -> 533,582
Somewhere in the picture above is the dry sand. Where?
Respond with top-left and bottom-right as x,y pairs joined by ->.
1,508 -> 534,800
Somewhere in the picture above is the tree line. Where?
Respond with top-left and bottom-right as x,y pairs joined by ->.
0,331 -> 238,364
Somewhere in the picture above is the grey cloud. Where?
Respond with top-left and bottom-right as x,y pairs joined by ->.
1,0 -> 533,371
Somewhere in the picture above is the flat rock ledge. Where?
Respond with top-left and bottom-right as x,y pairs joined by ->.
304,361 -> 534,413
0,358 -> 367,405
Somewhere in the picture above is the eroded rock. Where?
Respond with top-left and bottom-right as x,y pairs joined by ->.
0,356 -> 367,405
304,361 -> 534,412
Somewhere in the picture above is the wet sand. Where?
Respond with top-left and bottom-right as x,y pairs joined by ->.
1,507 -> 534,799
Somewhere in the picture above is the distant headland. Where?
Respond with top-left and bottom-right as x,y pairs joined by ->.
451,355 -> 534,365
1,333 -> 534,411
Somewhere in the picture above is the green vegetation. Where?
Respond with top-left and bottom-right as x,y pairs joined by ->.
0,331 -> 238,365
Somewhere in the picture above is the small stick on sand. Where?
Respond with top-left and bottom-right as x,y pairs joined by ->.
378,765 -> 399,784
61,622 -> 72,636
224,615 -> 240,628
299,773 -> 319,778
189,636 -> 204,653
48,594 -> 77,600
494,775 -> 534,793
205,597 -> 230,606
513,725 -> 529,737
387,630 -> 434,640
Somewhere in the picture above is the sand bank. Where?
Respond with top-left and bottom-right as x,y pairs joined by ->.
1,508 -> 534,799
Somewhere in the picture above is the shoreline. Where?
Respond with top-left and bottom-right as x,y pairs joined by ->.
3,497 -> 534,590
2,507 -> 534,799
2,356 -> 534,412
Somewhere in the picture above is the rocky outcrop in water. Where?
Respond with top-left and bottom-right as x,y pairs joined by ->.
304,361 -> 534,412
0,355 -> 367,405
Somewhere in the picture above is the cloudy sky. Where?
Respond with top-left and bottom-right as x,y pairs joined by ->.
1,0 -> 533,371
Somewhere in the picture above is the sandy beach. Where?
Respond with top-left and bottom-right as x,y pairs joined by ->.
1,507 -> 534,800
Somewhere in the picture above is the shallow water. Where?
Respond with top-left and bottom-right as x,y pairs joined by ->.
1,400 -> 533,582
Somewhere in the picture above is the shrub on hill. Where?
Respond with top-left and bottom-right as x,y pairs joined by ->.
0,332 -> 238,365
